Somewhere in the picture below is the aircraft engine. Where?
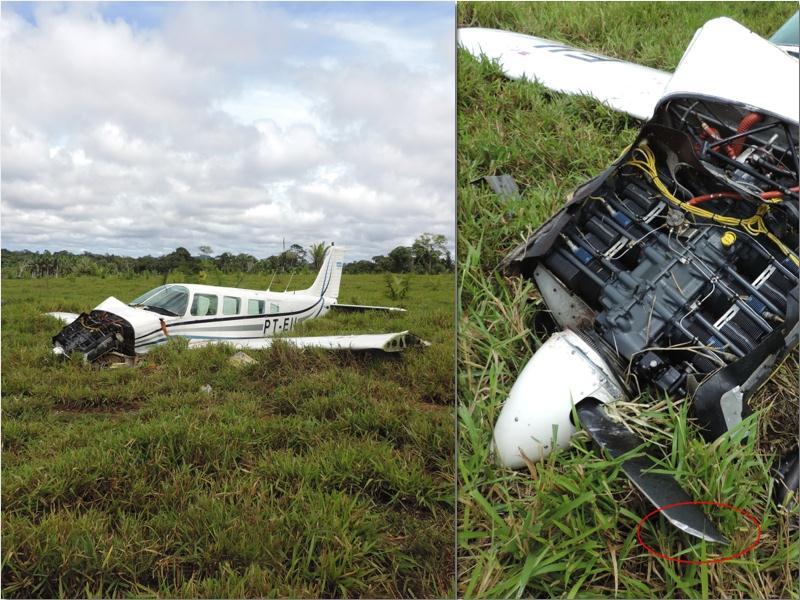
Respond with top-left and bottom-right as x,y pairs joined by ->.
497,97 -> 799,495
52,297 -> 159,362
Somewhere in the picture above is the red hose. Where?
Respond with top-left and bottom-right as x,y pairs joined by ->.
700,122 -> 721,141
687,192 -> 743,206
761,186 -> 800,200
728,112 -> 763,158
688,186 -> 800,205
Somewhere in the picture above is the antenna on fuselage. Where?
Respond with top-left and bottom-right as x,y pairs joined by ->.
266,270 -> 277,292
284,270 -> 295,293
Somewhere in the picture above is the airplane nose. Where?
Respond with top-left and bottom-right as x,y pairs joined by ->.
492,330 -> 625,468
52,305 -> 137,363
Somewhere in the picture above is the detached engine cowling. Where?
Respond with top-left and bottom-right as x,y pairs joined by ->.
498,96 -> 798,463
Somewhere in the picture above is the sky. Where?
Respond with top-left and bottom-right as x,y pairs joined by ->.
1,2 -> 455,261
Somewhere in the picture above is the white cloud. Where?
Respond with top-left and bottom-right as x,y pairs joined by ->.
1,3 -> 454,260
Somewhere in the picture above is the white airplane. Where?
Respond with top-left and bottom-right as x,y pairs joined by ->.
460,14 -> 799,540
48,245 -> 428,363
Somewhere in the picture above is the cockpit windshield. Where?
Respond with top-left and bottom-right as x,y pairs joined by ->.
129,285 -> 189,317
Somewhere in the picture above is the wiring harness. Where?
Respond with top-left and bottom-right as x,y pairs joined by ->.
626,143 -> 799,267
534,97 -> 798,402
53,310 -> 136,362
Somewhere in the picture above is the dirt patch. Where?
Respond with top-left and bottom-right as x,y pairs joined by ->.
55,401 -> 142,416
411,400 -> 449,414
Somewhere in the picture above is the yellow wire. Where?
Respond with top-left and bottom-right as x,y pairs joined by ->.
624,144 -> 800,267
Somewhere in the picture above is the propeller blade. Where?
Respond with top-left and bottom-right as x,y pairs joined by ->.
576,398 -> 728,544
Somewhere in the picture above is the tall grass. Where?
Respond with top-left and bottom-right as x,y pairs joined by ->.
2,273 -> 455,598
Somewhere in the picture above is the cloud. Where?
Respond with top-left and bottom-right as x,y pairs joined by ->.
1,2 -> 454,261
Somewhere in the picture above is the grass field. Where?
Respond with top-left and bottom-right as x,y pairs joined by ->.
457,3 -> 799,598
1,272 -> 454,598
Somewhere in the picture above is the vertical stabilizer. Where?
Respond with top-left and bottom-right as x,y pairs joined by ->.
304,245 -> 346,299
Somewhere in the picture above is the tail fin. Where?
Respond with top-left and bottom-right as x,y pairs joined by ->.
304,245 -> 346,299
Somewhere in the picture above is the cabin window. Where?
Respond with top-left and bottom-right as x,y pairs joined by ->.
222,296 -> 240,315
247,299 -> 265,315
129,285 -> 189,317
270,303 -> 280,314
191,293 -> 218,317
130,285 -> 167,306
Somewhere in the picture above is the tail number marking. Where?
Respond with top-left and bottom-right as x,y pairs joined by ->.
263,316 -> 299,334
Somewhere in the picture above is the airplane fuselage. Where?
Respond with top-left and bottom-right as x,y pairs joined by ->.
119,284 -> 337,354
50,245 -> 355,361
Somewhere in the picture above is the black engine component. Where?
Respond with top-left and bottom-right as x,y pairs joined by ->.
53,310 -> 136,362
774,448 -> 800,507
576,397 -> 728,542
504,97 -> 799,440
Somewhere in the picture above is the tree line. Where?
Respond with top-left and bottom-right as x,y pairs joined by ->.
1,233 -> 453,279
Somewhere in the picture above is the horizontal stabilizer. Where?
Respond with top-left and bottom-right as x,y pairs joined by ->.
188,330 -> 429,353
330,304 -> 406,313
46,312 -> 80,325
458,27 -> 670,120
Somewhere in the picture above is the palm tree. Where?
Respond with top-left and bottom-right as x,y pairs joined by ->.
309,242 -> 327,270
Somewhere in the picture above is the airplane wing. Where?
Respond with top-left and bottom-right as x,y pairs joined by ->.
329,304 -> 406,313
46,312 -> 80,324
457,27 -> 671,120
187,330 -> 429,353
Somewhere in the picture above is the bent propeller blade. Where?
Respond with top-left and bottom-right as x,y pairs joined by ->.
576,399 -> 728,544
